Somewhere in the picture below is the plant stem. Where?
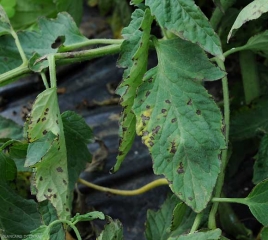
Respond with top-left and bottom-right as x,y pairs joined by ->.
239,50 -> 260,104
59,39 -> 123,52
54,44 -> 121,64
0,64 -> 30,87
208,58 -> 230,230
212,197 -> 247,205
47,55 -> 57,88
40,72 -> 49,89
210,0 -> 236,30
78,178 -> 169,196
11,29 -> 28,65
190,213 -> 203,233
49,220 -> 81,240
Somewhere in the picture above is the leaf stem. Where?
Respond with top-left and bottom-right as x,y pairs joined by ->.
0,64 -> 30,87
54,44 -> 122,64
190,213 -> 203,233
48,220 -> 81,240
239,50 -> 260,104
211,197 -> 247,205
47,55 -> 57,88
40,72 -> 49,89
59,39 -> 124,52
208,58 -> 230,230
78,178 -> 169,196
11,29 -> 28,65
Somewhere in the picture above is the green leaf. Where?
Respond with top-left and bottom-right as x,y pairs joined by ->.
131,0 -> 144,4
0,152 -> 17,182
253,134 -> 268,184
244,179 -> 268,225
71,211 -> 105,223
54,0 -> 83,25
168,229 -> 222,240
133,38 -> 225,212
38,200 -> 65,240
113,8 -> 153,172
146,194 -> 184,240
61,111 -> 92,193
24,225 -> 50,240
0,4 -> 12,36
145,0 -> 223,57
97,217 -> 123,240
0,12 -> 88,74
0,0 -> 16,18
0,115 -> 23,140
230,97 -> 268,141
261,227 -> 268,240
0,181 -> 42,238
26,88 -> 70,220
228,0 -> 268,41
241,30 -> 268,56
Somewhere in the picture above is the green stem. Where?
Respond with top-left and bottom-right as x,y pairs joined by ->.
40,72 -> 49,89
49,220 -> 81,240
47,55 -> 57,88
190,213 -> 203,233
54,44 -> 121,64
239,50 -> 261,104
0,64 -> 30,87
208,58 -> 230,230
212,197 -> 247,205
210,0 -> 236,30
11,29 -> 28,65
59,39 -> 123,52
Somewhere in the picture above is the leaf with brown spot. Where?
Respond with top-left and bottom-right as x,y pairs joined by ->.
133,38 -> 225,212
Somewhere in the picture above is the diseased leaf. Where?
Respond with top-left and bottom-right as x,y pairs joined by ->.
26,88 -> 70,220
244,179 -> 268,225
230,97 -> 268,141
0,115 -> 23,140
168,229 -> 221,240
97,217 -> 123,240
0,12 -> 88,74
61,111 -> 92,193
0,181 -> 42,238
71,212 -> 105,223
133,38 -> 225,212
113,8 -> 153,172
145,0 -> 223,57
24,225 -> 50,240
228,0 -> 268,41
253,134 -> 268,184
0,152 -> 16,182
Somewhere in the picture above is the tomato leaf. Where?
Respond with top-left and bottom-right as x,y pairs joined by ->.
113,8 -> 153,172
244,179 -> 268,225
253,134 -> 268,184
145,0 -> 223,57
71,212 -> 105,223
25,88 -> 70,220
97,217 -> 123,240
133,38 -> 225,212
228,0 -> 268,41
168,229 -> 222,240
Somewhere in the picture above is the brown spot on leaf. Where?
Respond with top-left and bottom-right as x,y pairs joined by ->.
152,126 -> 161,135
196,110 -> 201,115
148,141 -> 154,147
177,162 -> 184,174
39,177 -> 43,181
187,99 -> 192,105
142,131 -> 149,136
165,100 -> 171,104
148,78 -> 153,83
146,105 -> 150,109
161,109 -> 167,114
141,114 -> 150,121
170,141 -> 177,154
171,118 -> 177,123
56,167 -> 63,173
53,194 -> 57,198
48,188 -> 52,192
42,117 -> 46,122
66,208 -> 70,212
145,91 -> 151,97
63,179 -> 67,185
43,130 -> 47,135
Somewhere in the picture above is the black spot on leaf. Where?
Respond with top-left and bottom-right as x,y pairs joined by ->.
187,99 -> 192,105
56,167 -> 63,173
161,109 -> 167,114
152,126 -> 161,135
146,105 -> 150,109
177,162 -> 184,174
171,118 -> 177,123
145,91 -> 151,97
48,188 -> 52,192
37,118 -> 40,123
43,130 -> 47,135
170,140 -> 177,154
165,100 -> 171,104
39,177 -> 43,181
42,117 -> 46,122
188,197 -> 193,201
196,110 -> 201,115
53,194 -> 57,198
63,179 -> 67,185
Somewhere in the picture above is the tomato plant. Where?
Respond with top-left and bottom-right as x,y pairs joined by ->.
1,0 -> 268,239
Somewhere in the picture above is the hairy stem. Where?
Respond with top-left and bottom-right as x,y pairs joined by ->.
59,39 -> 123,52
208,58 -> 230,229
78,178 -> 168,196
239,50 -> 261,104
